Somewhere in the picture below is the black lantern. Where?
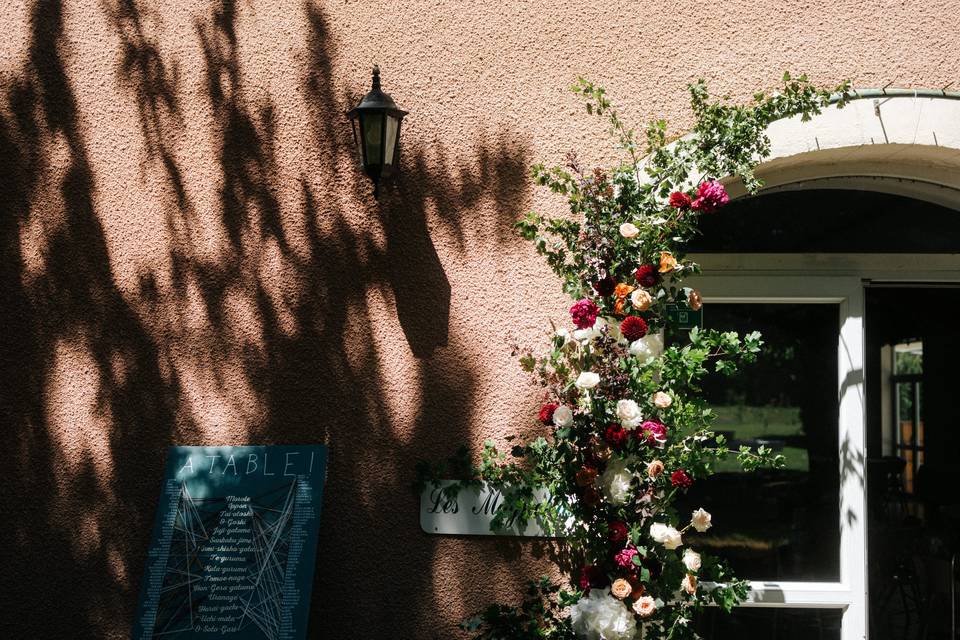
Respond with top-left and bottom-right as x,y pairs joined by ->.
347,65 -> 407,198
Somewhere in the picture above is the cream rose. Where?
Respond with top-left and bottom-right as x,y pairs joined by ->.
650,522 -> 683,550
629,333 -> 664,365
682,548 -> 702,572
652,391 -> 672,409
646,459 -> 665,478
552,405 -> 573,428
632,595 -> 656,618
619,222 -> 640,238
616,399 -> 643,430
630,288 -> 652,311
610,578 -> 633,600
599,458 -> 634,505
575,371 -> 600,390
691,508 -> 712,533
681,573 -> 698,595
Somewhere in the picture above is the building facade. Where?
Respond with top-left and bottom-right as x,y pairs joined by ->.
1,1 -> 959,638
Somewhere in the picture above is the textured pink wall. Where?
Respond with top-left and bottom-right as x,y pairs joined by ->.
0,0 -> 957,637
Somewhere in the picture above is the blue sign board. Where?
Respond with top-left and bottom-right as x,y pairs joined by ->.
133,445 -> 328,639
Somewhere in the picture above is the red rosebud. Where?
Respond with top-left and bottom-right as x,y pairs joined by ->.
578,565 -> 608,591
538,403 -> 559,425
669,191 -> 693,209
620,316 -> 649,341
592,276 -> 617,297
634,265 -> 660,288
671,469 -> 694,488
604,424 -> 629,449
609,521 -> 629,543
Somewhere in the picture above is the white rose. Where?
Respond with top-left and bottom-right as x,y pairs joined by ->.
552,405 -> 573,428
599,458 -> 634,505
556,327 -> 572,343
616,399 -> 643,430
682,548 -> 702,572
652,391 -> 672,409
650,522 -> 683,550
691,508 -> 712,533
575,371 -> 600,390
629,333 -> 664,365
619,222 -> 640,239
573,327 -> 595,342
570,589 -> 638,640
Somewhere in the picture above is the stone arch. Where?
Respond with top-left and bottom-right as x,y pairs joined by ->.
729,92 -> 960,209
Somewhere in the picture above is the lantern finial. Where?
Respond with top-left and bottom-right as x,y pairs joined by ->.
371,65 -> 381,91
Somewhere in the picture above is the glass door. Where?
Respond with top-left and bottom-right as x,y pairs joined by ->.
687,274 -> 867,640
865,286 -> 960,640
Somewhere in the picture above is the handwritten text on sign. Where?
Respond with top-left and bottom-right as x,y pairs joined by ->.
420,480 -> 556,537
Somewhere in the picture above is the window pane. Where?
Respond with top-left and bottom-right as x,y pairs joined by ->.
676,304 -> 841,581
695,607 -> 842,640
690,189 -> 960,253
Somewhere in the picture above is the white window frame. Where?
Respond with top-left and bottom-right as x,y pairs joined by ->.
691,252 -> 960,640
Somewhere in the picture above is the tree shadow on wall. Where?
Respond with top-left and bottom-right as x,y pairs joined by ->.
0,0 -> 535,638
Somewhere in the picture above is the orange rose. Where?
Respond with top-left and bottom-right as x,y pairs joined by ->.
610,578 -> 633,599
688,289 -> 703,311
614,298 -> 626,316
575,466 -> 598,487
583,487 -> 602,508
659,251 -> 678,274
614,283 -> 635,298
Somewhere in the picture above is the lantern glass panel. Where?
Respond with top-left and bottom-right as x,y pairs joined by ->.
362,113 -> 383,167
384,115 -> 399,166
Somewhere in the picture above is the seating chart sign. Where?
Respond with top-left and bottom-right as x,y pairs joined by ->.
133,445 -> 328,639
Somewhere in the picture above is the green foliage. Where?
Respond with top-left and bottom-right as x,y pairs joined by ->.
421,73 -> 848,640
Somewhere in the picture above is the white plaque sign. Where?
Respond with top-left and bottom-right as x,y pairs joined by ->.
419,480 -> 557,537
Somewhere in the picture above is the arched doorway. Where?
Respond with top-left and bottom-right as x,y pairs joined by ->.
687,92 -> 960,640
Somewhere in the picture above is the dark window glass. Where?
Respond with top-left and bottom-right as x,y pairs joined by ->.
675,304 -> 841,581
690,189 -> 960,253
695,607 -> 842,640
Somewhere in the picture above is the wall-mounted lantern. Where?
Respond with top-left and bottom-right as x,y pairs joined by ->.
347,65 -> 408,198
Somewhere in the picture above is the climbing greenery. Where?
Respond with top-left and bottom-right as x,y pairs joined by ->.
417,72 -> 851,640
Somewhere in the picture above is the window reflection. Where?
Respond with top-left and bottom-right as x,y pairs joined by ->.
695,607 -> 842,640
675,304 -> 841,582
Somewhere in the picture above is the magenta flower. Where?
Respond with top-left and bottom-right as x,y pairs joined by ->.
615,545 -> 639,569
691,180 -> 729,214
637,420 -> 668,446
570,298 -> 600,330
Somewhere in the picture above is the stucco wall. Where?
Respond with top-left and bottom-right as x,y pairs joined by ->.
0,0 -> 957,637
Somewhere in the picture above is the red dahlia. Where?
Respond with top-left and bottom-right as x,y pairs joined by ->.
604,424 -> 629,449
669,191 -> 693,209
592,275 -> 617,297
578,564 -> 608,591
634,265 -> 660,288
670,469 -> 694,488
620,316 -> 649,341
608,520 -> 629,543
538,403 -> 558,425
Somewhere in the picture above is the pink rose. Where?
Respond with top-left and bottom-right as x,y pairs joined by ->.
570,298 -> 600,330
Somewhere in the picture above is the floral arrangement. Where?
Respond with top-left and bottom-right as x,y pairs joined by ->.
417,73 -> 850,639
